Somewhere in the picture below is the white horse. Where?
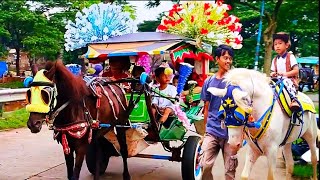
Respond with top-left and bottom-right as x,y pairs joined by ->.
207,68 -> 318,180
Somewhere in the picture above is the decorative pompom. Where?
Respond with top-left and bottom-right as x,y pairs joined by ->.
87,67 -> 96,75
94,64 -> 103,76
66,64 -> 82,75
64,3 -> 138,51
24,76 -> 33,87
136,54 -> 151,74
164,67 -> 173,76
177,63 -> 194,95
173,104 -> 191,129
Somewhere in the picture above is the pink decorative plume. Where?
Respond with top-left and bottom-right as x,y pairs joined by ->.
173,104 -> 191,129
137,55 -> 152,74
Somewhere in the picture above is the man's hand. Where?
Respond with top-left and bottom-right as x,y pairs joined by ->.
199,135 -> 205,145
277,72 -> 287,77
270,72 -> 277,77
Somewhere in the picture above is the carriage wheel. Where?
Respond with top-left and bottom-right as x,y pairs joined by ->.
181,136 -> 202,180
86,138 -> 110,175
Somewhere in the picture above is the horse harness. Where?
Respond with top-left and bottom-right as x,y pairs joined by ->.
28,74 -> 127,155
219,80 -> 303,154
50,79 -> 127,155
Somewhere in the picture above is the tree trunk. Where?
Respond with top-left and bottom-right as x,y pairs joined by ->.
262,0 -> 283,75
263,21 -> 277,75
15,48 -> 20,76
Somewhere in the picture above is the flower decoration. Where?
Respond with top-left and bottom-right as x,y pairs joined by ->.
157,1 -> 243,49
136,54 -> 152,74
64,3 -> 138,51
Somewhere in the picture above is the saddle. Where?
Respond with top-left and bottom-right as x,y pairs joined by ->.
83,76 -> 112,97
272,80 -> 316,118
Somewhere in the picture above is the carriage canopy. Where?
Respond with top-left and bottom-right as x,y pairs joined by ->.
83,32 -> 213,64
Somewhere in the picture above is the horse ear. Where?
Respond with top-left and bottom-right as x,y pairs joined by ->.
44,61 -> 56,80
31,64 -> 38,76
232,88 -> 252,113
45,61 -> 54,71
207,87 -> 227,97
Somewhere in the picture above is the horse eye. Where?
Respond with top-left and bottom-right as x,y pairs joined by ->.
26,90 -> 31,104
41,90 -> 50,105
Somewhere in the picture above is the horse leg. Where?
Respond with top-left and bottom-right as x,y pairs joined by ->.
73,142 -> 88,180
116,127 -> 131,180
302,129 -> 318,180
64,151 -> 75,180
266,146 -> 278,180
94,139 -> 102,180
241,147 -> 259,180
282,143 -> 294,180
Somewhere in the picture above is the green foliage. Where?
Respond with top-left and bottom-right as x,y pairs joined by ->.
0,0 -> 63,74
293,164 -> 316,178
138,20 -> 160,32
0,108 -> 29,130
225,1 -> 319,68
0,81 -> 24,89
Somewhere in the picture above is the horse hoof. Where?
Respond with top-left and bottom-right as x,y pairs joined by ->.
123,175 -> 131,180
240,176 -> 248,180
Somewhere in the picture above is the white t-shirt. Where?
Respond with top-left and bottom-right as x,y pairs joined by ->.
152,84 -> 177,109
271,53 -> 297,73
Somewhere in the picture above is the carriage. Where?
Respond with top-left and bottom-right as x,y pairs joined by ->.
80,32 -> 213,179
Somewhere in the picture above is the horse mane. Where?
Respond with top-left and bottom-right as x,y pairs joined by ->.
48,60 -> 90,102
224,68 -> 271,92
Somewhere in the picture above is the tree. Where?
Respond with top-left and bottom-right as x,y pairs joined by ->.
0,0 -> 63,74
149,1 -> 319,72
138,13 -> 163,32
228,0 -> 318,73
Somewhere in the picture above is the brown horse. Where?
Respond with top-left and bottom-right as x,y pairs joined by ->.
26,60 -> 131,180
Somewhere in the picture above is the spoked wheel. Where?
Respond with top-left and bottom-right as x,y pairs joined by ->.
181,136 -> 202,180
86,138 -> 111,175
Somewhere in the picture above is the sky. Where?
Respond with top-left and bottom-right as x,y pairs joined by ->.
128,1 -> 174,23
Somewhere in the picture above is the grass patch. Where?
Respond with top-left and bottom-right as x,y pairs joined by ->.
315,104 -> 319,114
0,81 -> 24,89
293,164 -> 317,179
0,108 -> 29,130
304,90 -> 319,94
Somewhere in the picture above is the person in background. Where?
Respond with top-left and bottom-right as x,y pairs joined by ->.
102,56 -> 131,91
200,44 -> 238,180
172,75 -> 179,87
131,65 -> 145,91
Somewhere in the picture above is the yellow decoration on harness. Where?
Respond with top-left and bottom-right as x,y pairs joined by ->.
217,105 -> 226,120
234,107 -> 246,121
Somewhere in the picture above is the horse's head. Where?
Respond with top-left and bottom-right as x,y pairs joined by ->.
207,68 -> 272,150
208,86 -> 252,151
26,62 -> 57,133
26,61 -> 88,133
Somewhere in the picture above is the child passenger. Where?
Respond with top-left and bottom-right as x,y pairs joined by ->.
151,67 -> 177,125
270,32 -> 300,111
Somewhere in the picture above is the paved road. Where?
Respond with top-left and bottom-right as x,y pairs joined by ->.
0,126 -> 287,180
